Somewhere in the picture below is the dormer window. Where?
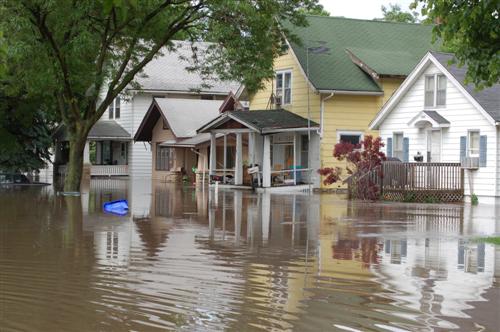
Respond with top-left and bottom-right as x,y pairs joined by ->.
108,96 -> 121,119
275,70 -> 292,105
424,74 -> 446,108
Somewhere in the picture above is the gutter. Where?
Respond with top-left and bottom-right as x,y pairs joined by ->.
317,89 -> 383,96
320,93 -> 334,138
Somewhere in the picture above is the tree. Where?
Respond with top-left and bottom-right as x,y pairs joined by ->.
411,0 -> 500,89
1,0 -> 319,192
0,88 -> 55,173
318,136 -> 386,200
376,3 -> 419,23
299,3 -> 330,16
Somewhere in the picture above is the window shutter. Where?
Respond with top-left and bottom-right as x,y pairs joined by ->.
459,136 -> 466,164
403,137 -> 409,162
479,135 -> 487,167
386,137 -> 392,158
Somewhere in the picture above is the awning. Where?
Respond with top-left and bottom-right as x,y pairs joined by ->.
408,110 -> 450,128
53,120 -> 132,141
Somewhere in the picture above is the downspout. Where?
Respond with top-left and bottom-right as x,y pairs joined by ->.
320,92 -> 334,138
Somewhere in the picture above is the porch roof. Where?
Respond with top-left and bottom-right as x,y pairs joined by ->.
159,133 -> 222,148
53,120 -> 131,141
408,110 -> 450,128
198,109 -> 319,134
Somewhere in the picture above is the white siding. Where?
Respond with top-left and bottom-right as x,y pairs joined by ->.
497,127 -> 500,196
129,94 -> 153,177
379,62 -> 497,198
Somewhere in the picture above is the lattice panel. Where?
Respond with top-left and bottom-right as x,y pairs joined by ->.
382,189 -> 464,203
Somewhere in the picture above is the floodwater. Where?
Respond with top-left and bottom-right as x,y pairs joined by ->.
0,179 -> 499,332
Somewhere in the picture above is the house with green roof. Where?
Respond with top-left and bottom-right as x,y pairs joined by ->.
249,15 -> 438,189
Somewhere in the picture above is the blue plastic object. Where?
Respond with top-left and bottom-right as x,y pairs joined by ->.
103,199 -> 129,216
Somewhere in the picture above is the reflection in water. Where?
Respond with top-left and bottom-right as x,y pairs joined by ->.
0,179 -> 499,331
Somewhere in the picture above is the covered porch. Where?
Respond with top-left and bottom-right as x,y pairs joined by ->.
198,110 -> 320,190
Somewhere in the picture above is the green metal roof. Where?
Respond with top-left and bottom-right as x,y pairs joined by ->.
231,110 -> 319,131
285,16 -> 439,92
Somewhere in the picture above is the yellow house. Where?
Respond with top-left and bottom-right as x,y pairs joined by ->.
249,16 -> 438,189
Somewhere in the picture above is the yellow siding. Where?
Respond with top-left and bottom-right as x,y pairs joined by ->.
249,51 -> 321,123
249,48 -> 404,189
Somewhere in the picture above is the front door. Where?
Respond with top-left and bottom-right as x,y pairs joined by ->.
427,129 -> 441,162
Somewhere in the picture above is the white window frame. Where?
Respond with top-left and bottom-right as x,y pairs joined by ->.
467,130 -> 480,157
275,69 -> 292,105
337,130 -> 364,146
424,73 -> 446,109
393,132 -> 404,161
108,96 -> 121,119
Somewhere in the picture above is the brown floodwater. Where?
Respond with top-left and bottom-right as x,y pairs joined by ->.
0,179 -> 499,332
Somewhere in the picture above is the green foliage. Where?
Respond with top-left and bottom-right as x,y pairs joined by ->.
1,0 -> 320,190
471,193 -> 479,205
402,192 -> 416,202
412,0 -> 500,89
299,3 -> 330,16
376,3 -> 420,23
0,90 -> 55,172
423,195 -> 440,204
476,237 -> 500,246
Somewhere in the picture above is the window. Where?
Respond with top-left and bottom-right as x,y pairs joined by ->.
275,70 -> 292,105
156,145 -> 174,171
424,74 -> 446,108
108,96 -> 121,119
338,131 -> 363,146
393,133 -> 404,161
468,131 -> 480,157
301,135 -> 309,168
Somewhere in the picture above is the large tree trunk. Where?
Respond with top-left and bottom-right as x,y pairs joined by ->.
64,134 -> 87,192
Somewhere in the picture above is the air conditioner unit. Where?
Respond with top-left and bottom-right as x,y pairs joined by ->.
461,157 -> 479,169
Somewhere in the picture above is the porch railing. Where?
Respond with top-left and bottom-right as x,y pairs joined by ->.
347,162 -> 464,202
91,165 -> 129,177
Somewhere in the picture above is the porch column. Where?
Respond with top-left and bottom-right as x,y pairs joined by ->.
293,134 -> 297,185
209,132 -> 216,176
223,134 -> 227,182
262,135 -> 271,188
84,141 -> 90,164
248,132 -> 255,165
235,132 -> 243,185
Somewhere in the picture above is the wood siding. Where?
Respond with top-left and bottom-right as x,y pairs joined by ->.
378,63 -> 498,197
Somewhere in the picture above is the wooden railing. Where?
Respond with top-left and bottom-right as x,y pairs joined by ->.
91,165 -> 129,176
382,162 -> 463,190
347,162 -> 464,202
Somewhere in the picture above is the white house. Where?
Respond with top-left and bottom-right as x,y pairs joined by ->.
53,41 -> 239,179
370,51 -> 500,202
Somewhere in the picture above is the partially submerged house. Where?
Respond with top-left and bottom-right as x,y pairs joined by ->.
198,109 -> 320,190
53,41 -> 239,179
370,52 -> 500,202
248,16 -> 438,189
134,91 -> 249,184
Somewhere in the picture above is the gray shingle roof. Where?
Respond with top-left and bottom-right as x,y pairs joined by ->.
132,41 -> 240,94
198,109 -> 319,134
431,52 -> 500,121
422,111 -> 450,125
88,121 -> 131,139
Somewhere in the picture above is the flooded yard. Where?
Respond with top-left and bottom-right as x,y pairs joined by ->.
0,179 -> 499,331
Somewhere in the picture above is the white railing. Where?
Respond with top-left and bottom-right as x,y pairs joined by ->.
91,165 -> 129,177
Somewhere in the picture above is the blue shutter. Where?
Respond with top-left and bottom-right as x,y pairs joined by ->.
460,136 -> 466,164
403,137 -> 409,162
479,135 -> 487,167
386,137 -> 392,158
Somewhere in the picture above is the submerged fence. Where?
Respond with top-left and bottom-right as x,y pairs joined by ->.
347,162 -> 464,202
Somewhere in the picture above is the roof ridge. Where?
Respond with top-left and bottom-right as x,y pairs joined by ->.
303,14 -> 434,27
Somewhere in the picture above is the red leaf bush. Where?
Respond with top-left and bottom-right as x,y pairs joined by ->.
318,135 -> 386,200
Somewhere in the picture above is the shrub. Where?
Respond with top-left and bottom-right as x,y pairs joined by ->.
318,135 -> 386,200
471,193 -> 479,205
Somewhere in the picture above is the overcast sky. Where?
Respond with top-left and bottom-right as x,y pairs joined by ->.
318,0 -> 417,20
